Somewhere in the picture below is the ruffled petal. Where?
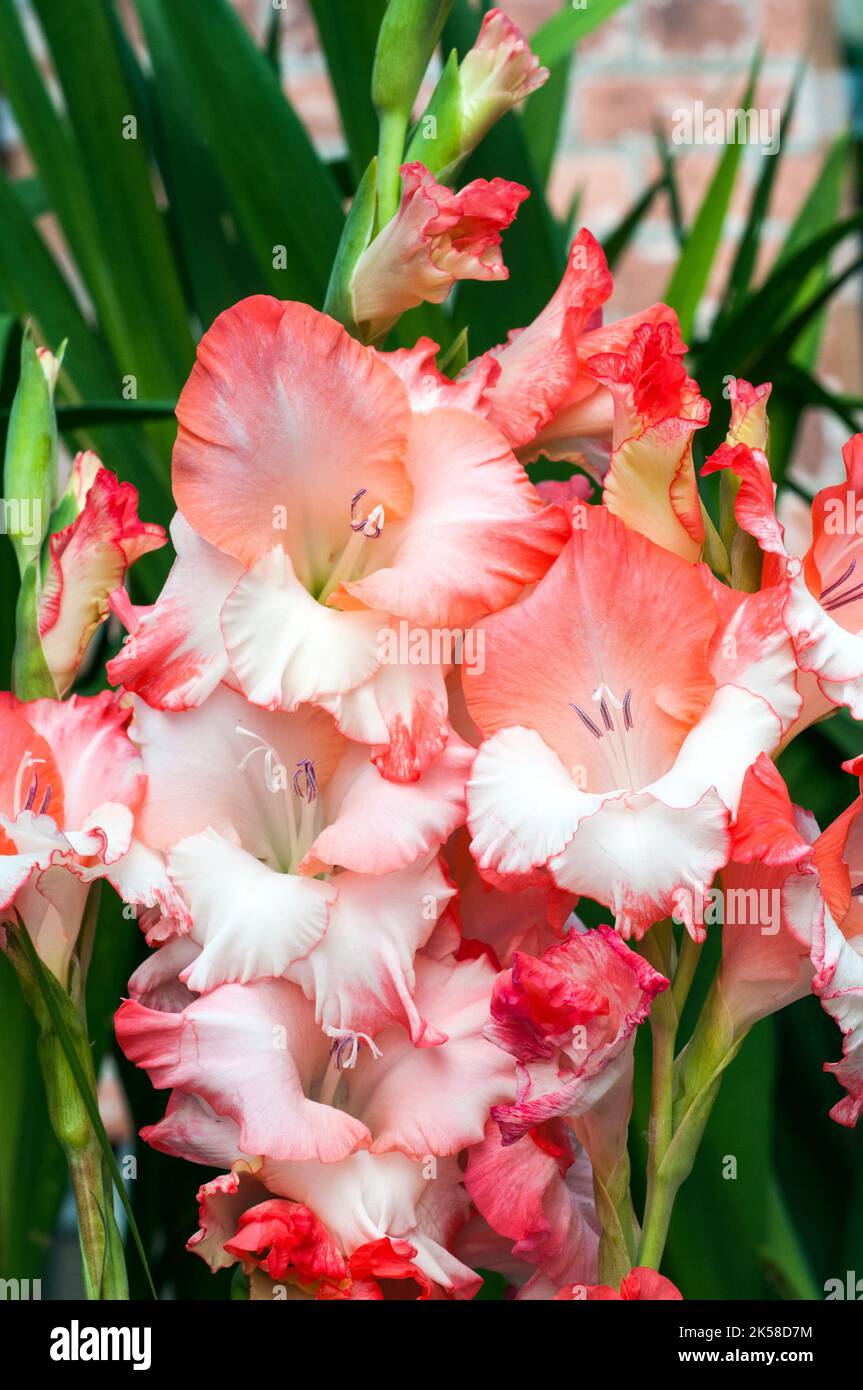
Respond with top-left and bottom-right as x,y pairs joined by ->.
173,296 -> 412,578
116,979 -> 370,1162
341,407 -> 570,627
39,462 -> 165,696
221,546 -> 384,709
107,513 -> 242,711
347,955 -> 516,1157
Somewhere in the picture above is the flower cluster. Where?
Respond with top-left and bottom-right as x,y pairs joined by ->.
89,199 -> 860,1298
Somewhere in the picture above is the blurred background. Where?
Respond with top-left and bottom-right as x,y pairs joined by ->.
0,0 -> 861,1301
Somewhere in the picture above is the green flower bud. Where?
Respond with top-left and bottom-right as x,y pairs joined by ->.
3,328 -> 64,576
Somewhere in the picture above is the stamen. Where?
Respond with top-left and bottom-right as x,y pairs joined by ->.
824,581 -> 863,614
325,1026 -> 382,1070
350,488 -> 385,539
820,559 -> 857,601
851,883 -> 863,898
623,689 -> 633,731
292,758 -> 318,803
38,786 -> 53,815
599,698 -> 614,732
570,703 -> 603,740
23,776 -> 39,813
12,752 -> 45,817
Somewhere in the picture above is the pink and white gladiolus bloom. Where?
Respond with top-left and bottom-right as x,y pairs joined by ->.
0,690 -> 185,981
455,8 -> 550,155
465,505 -> 801,938
39,450 -> 165,697
458,229 -> 683,477
109,297 -> 568,782
485,926 -> 667,1171
127,684 -> 474,1043
349,164 -> 529,340
705,425 -> 863,728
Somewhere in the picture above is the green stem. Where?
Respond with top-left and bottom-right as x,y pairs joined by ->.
7,911 -> 129,1299
38,1010 -> 128,1299
638,921 -> 678,1266
593,1153 -> 640,1286
671,931 -> 702,1018
376,108 -> 409,229
638,974 -> 744,1270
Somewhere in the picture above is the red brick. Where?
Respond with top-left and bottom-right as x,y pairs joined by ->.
284,70 -> 342,149
760,0 -> 837,67
549,151 -> 634,228
642,0 -> 753,58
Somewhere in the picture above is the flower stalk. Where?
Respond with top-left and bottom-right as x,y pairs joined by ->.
637,950 -> 744,1270
6,890 -> 129,1299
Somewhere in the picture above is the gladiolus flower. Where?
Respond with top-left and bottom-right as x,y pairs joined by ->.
593,320 -> 710,563
806,753 -> 863,1125
465,506 -> 800,938
463,1118 -> 600,1298
705,423 -> 863,728
459,230 -> 683,477
350,164 -> 529,340
190,1155 -> 477,1300
554,1268 -> 683,1300
109,297 -> 568,782
0,690 -> 186,981
485,926 -> 667,1154
458,9 -> 550,144
39,451 -> 165,696
709,755 -> 816,1037
116,952 -> 515,1166
126,684 -> 474,1042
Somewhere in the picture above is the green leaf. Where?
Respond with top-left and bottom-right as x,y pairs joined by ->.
136,0 -> 345,306
766,135 -> 850,477
0,174 -> 173,592
653,129 -> 686,247
133,0 -> 265,329
14,924 -> 156,1298
12,177 -> 48,220
663,1023 -> 778,1298
520,56 -> 571,189
437,325 -> 469,376
0,0 -> 116,326
308,0 -> 387,183
0,952 -> 66,1282
404,48 -> 463,178
602,175 -> 666,272
32,0 -> 195,398
54,401 -> 178,430
324,159 -> 379,336
695,211 -> 863,388
718,63 -> 804,322
531,0 -> 631,69
743,251 -> 863,382
664,55 -> 761,340
11,563 -> 55,700
443,1 -> 566,352
760,1175 -> 820,1300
